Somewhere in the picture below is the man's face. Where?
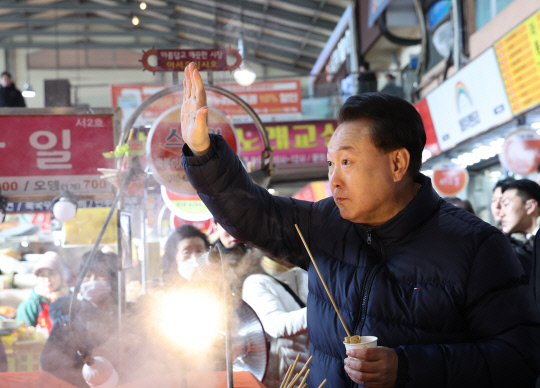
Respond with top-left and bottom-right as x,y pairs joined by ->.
491,187 -> 503,222
216,224 -> 239,249
500,189 -> 533,234
175,237 -> 207,263
327,120 -> 398,225
0,75 -> 11,87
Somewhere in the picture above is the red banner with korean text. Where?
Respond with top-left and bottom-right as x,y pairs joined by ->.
0,112 -> 116,197
235,119 -> 337,168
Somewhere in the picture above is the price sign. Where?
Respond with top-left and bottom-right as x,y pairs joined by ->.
433,162 -> 469,196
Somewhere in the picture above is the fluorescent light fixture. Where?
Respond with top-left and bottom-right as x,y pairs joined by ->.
531,122 -> 540,130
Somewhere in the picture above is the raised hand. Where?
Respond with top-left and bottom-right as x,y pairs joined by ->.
181,62 -> 211,155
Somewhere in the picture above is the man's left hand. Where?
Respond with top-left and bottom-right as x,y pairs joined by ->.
344,346 -> 398,388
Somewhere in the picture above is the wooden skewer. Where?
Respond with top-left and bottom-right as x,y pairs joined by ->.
299,369 -> 311,387
287,356 -> 313,388
279,365 -> 294,388
317,379 -> 328,388
301,384 -> 307,388
295,224 -> 351,337
283,353 -> 301,388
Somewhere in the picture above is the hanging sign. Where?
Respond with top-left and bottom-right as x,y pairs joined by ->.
141,48 -> 242,72
499,129 -> 540,175
161,186 -> 213,222
432,162 -> 469,196
147,105 -> 239,195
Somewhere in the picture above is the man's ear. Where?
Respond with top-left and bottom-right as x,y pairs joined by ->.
390,148 -> 410,182
526,199 -> 539,215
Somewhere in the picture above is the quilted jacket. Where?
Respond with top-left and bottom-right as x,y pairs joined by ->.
183,135 -> 540,387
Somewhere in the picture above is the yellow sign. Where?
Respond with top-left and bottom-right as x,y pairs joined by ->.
64,208 -> 117,245
494,10 -> 540,114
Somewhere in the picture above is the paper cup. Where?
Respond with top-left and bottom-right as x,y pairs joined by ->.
343,336 -> 378,360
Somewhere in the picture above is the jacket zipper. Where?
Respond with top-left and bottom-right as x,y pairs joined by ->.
348,229 -> 382,388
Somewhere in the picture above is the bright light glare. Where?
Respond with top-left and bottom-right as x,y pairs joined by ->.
156,289 -> 224,353
531,122 -> 540,130
21,240 -> 29,247
132,16 -> 140,25
268,188 -> 275,194
233,68 -> 256,86
140,2 -> 147,10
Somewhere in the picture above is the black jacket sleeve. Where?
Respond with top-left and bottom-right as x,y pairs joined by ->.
182,134 -> 320,269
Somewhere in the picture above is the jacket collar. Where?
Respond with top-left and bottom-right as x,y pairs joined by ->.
354,174 -> 442,245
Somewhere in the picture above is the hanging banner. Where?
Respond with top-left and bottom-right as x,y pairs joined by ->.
147,105 -> 239,195
0,109 -> 117,197
432,162 -> 469,196
415,98 -> 440,159
494,10 -> 540,115
161,187 -> 213,222
499,129 -> 540,175
292,181 -> 332,202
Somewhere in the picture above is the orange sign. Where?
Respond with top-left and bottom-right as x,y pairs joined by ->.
147,106 -> 239,195
499,129 -> 540,175
432,162 -> 469,196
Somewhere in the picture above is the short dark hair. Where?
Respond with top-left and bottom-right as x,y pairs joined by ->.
338,93 -> 426,177
501,179 -> 540,204
493,177 -> 514,192
444,197 -> 475,214
79,250 -> 118,302
1,71 -> 12,79
162,224 -> 210,274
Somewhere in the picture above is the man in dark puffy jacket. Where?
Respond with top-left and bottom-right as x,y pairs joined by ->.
180,62 -> 540,387
0,71 -> 26,107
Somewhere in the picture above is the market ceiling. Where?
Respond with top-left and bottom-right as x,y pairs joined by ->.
0,0 -> 350,75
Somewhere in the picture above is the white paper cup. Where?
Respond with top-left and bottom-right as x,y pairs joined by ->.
343,336 -> 378,360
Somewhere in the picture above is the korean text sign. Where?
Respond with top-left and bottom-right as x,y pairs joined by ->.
0,114 -> 115,196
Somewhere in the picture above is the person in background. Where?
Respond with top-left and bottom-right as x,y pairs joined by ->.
500,179 -> 540,280
213,222 -> 263,295
16,251 -> 68,332
161,224 -> 210,284
380,73 -> 404,98
491,177 -> 515,228
0,71 -> 26,107
357,61 -> 378,94
443,196 -> 475,214
41,250 -> 119,387
242,256 -> 309,388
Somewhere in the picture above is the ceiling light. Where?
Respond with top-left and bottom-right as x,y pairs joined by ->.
139,2 -> 147,10
234,66 -> 256,87
51,190 -> 78,222
132,15 -> 140,26
531,122 -> 540,130
22,83 -> 35,98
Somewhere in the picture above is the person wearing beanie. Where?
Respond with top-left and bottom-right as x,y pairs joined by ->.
16,251 -> 68,331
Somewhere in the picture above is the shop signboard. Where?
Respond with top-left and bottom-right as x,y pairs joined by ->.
432,162 -> 469,196
292,181 -> 332,202
171,214 -> 213,233
147,105 -> 239,195
494,10 -> 540,115
161,186 -> 212,222
499,129 -> 540,175
236,119 -> 337,169
426,48 -> 512,152
111,79 -> 302,128
0,109 -> 117,198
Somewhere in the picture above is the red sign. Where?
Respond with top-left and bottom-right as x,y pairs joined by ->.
141,48 -> 241,72
292,181 -> 332,202
209,80 -> 302,118
0,114 -> 115,196
111,80 -> 302,126
236,119 -> 337,169
432,162 -> 469,196
161,187 -> 213,222
171,215 -> 214,233
499,129 -> 540,175
147,106 -> 239,195
415,98 -> 441,159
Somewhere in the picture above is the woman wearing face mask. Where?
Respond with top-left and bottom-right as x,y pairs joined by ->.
161,224 -> 210,284
41,250 -> 119,388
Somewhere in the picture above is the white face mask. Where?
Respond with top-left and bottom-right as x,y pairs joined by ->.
177,257 -> 197,280
79,280 -> 112,304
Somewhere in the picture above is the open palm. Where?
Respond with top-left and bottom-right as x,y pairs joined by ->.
181,62 -> 210,154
